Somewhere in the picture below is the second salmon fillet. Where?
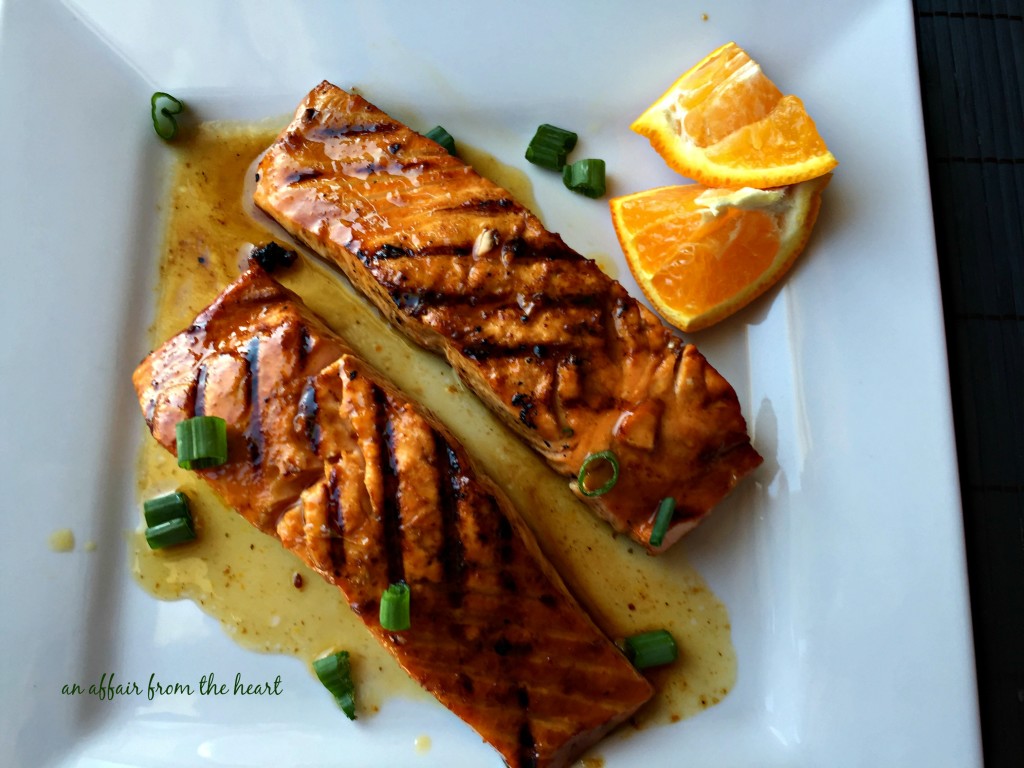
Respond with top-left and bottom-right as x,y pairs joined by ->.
133,265 -> 653,768
254,82 -> 762,551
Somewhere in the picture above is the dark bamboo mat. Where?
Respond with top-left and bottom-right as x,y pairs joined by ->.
913,2 -> 1024,765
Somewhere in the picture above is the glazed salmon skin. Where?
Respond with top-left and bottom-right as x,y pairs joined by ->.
133,265 -> 653,768
254,82 -> 762,552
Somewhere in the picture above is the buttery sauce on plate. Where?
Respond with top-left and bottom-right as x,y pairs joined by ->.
133,121 -> 735,732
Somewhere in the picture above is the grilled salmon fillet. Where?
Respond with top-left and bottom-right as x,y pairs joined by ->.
133,266 -> 653,768
254,82 -> 763,552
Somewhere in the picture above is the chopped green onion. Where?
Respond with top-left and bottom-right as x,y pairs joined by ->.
143,491 -> 191,527
312,650 -> 357,720
424,125 -> 456,155
622,629 -> 678,670
562,158 -> 606,198
576,450 -> 619,497
144,517 -> 196,550
175,416 -> 228,470
525,124 -> 578,170
648,497 -> 675,548
151,92 -> 184,141
142,490 -> 196,550
380,581 -> 411,631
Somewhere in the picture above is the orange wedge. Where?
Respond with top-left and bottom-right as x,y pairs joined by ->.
630,42 -> 837,188
611,175 -> 830,332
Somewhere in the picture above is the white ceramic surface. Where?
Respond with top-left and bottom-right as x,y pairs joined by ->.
0,1 -> 982,766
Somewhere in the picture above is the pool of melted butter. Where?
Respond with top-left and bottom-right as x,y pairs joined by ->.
133,121 -> 735,733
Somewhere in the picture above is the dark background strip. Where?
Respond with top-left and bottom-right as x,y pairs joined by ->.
913,1 -> 1024,766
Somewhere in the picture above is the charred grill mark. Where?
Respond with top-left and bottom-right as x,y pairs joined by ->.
515,288 -> 598,321
388,289 -> 448,317
375,243 -> 414,260
434,434 -> 467,605
391,158 -> 443,176
182,366 -> 200,419
285,168 -> 324,185
525,240 -> 585,263
356,161 -> 393,176
326,465 -> 345,575
312,121 -> 401,139
383,287 -> 601,318
401,243 -> 474,259
296,380 -> 321,454
375,386 -> 405,586
515,686 -> 530,709
499,571 -> 518,593
698,445 -> 724,465
298,325 -> 313,366
461,341 -> 577,362
456,672 -> 474,694
434,197 -> 518,215
517,721 -> 538,768
193,363 -> 208,417
597,295 -> 624,385
495,510 -> 515,564
368,242 -> 488,264
365,240 -> 583,266
511,393 -> 538,430
243,337 -> 264,468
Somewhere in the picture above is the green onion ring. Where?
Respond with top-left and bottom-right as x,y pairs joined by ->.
175,415 -> 228,470
648,497 -> 675,548
151,91 -> 184,140
312,650 -> 357,720
144,516 -> 196,550
424,125 -> 456,155
576,450 -> 620,497
380,581 -> 411,631
143,491 -> 191,528
622,629 -> 678,669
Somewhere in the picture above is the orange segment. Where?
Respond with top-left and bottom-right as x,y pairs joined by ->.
611,175 -> 831,332
630,42 -> 837,188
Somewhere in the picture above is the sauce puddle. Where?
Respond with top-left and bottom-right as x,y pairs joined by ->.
134,120 -> 735,732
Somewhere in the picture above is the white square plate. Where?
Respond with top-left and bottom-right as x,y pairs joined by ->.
0,1 -> 982,766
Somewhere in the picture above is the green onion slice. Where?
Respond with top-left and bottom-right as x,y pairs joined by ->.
143,491 -> 191,528
380,581 -> 411,631
648,497 -> 675,548
424,125 -> 456,155
525,124 -> 578,170
144,517 -> 196,550
562,158 -> 606,198
175,416 -> 228,470
622,629 -> 678,670
151,92 -> 184,141
576,450 -> 619,497
312,651 -> 357,720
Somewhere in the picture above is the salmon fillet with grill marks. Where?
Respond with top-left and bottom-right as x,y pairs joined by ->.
254,82 -> 763,552
133,266 -> 653,768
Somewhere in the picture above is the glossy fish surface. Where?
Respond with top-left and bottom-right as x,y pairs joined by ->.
133,266 -> 653,768
254,82 -> 763,551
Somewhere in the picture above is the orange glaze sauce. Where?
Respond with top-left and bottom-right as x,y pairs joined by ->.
133,121 -> 735,740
